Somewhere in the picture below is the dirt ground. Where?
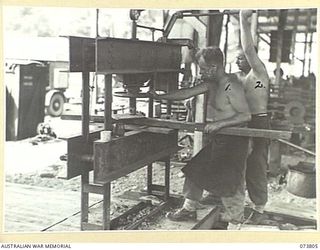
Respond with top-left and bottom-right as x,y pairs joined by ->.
4,116 -> 317,232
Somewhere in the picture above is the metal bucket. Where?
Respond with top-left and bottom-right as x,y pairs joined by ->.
287,162 -> 316,198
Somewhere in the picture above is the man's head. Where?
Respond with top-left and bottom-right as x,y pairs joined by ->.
236,50 -> 251,74
195,47 -> 224,81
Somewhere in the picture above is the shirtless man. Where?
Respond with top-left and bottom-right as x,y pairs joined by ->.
236,10 -> 270,223
149,47 -> 251,225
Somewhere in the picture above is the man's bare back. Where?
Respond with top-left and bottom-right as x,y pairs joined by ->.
243,70 -> 269,114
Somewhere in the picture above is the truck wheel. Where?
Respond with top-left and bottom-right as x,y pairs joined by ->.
47,93 -> 64,117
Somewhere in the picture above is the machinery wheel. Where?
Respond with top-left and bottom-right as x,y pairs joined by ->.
47,93 -> 64,117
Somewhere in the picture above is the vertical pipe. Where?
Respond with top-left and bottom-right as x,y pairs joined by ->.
96,9 -> 99,37
82,72 -> 90,142
223,14 -> 230,66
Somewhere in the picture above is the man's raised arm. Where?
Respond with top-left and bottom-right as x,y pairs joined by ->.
148,82 -> 209,101
240,10 -> 266,75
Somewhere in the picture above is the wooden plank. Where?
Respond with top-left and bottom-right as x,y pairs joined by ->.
122,118 -> 292,140
93,130 -> 179,184
62,114 -> 292,139
264,202 -> 317,223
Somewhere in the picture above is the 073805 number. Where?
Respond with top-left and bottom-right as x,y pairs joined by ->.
300,244 -> 318,248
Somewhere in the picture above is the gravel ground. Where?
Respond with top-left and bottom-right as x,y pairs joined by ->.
4,116 -> 317,231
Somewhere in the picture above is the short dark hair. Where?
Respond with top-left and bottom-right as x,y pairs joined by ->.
195,46 -> 224,66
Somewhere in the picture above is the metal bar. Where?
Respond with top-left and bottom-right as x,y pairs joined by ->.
164,157 -> 170,201
96,9 -> 99,37
278,139 -> 316,156
80,171 -> 89,230
136,24 -> 164,32
102,183 -> 111,230
257,34 -> 270,46
82,72 -> 90,142
104,74 -> 113,130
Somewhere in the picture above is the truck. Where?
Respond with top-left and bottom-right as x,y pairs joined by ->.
4,36 -> 71,117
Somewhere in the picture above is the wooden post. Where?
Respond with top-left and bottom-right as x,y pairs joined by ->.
223,14 -> 230,63
207,10 -> 223,46
290,9 -> 299,65
274,10 -> 288,89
